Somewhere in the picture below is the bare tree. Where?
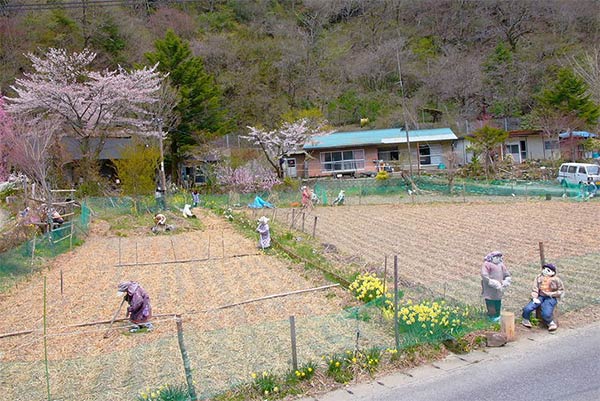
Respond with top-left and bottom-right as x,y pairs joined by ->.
570,48 -> 600,104
3,114 -> 62,201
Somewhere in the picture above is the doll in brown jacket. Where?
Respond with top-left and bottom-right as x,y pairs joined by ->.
521,263 -> 564,332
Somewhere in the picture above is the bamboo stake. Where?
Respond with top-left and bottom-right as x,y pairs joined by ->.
302,212 -> 306,232
171,238 -> 177,261
43,276 -> 51,401
394,255 -> 400,351
312,216 -> 318,238
175,315 -> 198,401
31,234 -> 37,266
103,298 -> 126,338
212,284 -> 340,311
539,241 -> 545,267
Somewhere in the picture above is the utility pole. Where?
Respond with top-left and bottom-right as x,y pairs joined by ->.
396,49 -> 413,178
156,117 -> 167,194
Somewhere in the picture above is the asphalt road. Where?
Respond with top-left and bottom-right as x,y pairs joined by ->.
303,323 -> 600,401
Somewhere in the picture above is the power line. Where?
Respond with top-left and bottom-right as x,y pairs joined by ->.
1,0 -> 200,13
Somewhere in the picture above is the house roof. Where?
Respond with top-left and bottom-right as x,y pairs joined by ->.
62,136 -> 132,161
304,127 -> 457,150
558,131 -> 596,139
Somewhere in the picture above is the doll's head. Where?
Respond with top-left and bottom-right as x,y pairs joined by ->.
485,251 -> 503,265
542,263 -> 556,277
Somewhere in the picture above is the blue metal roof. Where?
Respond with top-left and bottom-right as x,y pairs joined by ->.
558,131 -> 596,139
304,127 -> 457,149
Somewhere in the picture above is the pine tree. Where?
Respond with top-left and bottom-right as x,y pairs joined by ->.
537,68 -> 600,125
145,30 -> 229,181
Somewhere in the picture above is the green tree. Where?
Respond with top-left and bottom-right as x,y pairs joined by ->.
145,30 -> 229,181
537,68 -> 600,125
467,125 -> 508,180
113,139 -> 160,213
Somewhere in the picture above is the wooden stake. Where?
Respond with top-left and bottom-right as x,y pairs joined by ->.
118,237 -> 122,266
289,316 -> 298,371
500,311 -> 515,341
135,241 -> 138,265
312,216 -> 318,238
175,315 -> 198,401
221,229 -> 225,259
302,212 -> 306,232
69,220 -> 74,250
291,208 -> 296,229
207,234 -> 210,259
539,241 -> 545,267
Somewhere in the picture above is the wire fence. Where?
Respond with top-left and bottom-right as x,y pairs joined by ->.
0,203 -> 91,292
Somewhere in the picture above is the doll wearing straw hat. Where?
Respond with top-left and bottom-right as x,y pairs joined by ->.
256,216 -> 271,249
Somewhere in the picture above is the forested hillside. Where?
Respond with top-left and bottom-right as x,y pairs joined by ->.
1,0 -> 599,134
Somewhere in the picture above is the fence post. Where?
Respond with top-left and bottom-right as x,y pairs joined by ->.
312,216 -> 318,238
69,220 -> 74,251
290,208 -> 296,229
539,242 -> 545,267
462,181 -> 466,203
175,315 -> 198,401
31,234 -> 37,266
289,316 -> 298,371
301,212 -> 306,232
394,255 -> 400,351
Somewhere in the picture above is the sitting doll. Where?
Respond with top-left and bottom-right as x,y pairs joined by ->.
521,263 -> 564,332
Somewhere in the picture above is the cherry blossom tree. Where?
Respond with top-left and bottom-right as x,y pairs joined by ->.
242,119 -> 332,178
4,48 -> 164,181
216,163 -> 280,194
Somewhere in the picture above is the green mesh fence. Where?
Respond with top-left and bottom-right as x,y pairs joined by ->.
198,175 -> 597,211
0,203 -> 91,292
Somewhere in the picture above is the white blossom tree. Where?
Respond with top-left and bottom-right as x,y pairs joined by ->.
242,119 -> 332,178
4,48 -> 164,180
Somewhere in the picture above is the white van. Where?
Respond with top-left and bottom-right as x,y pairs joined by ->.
557,163 -> 600,186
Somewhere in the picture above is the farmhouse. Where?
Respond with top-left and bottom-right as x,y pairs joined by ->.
286,128 -> 458,178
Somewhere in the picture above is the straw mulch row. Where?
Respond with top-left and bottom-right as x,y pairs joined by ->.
0,209 -> 377,401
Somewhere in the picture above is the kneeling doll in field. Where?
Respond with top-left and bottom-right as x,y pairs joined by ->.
521,263 -> 564,332
481,251 -> 512,322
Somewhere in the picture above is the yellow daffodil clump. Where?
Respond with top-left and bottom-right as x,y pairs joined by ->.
349,273 -> 392,306
397,300 -> 470,342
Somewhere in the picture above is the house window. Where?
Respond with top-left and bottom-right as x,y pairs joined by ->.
418,143 -> 443,165
378,149 -> 399,161
419,144 -> 431,165
544,141 -> 559,150
320,149 -> 365,172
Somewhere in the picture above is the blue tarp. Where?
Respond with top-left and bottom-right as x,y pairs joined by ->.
248,196 -> 274,209
558,131 -> 596,139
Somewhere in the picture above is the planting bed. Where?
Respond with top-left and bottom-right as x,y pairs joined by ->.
0,210 -> 390,401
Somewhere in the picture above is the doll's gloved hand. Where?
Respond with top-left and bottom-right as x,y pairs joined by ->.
501,277 -> 512,288
533,298 -> 541,304
488,279 -> 502,290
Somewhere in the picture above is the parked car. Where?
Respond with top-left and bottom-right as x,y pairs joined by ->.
557,163 -> 600,186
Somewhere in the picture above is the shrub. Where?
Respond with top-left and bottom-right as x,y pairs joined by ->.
375,170 -> 389,181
